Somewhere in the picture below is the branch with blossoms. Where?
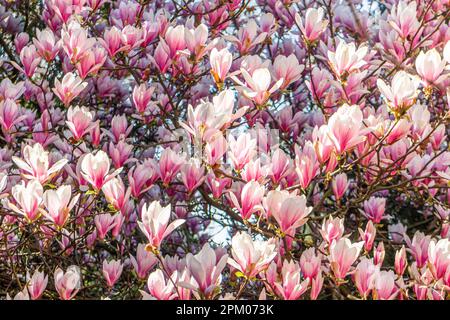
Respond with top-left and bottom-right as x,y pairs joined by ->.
0,0 -> 449,301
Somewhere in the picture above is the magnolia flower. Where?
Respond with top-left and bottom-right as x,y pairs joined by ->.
183,89 -> 246,141
66,105 -> 95,141
300,248 -> 322,279
42,185 -> 79,227
405,231 -> 431,269
272,54 -> 304,90
328,238 -> 364,280
52,72 -> 87,107
327,41 -> 368,77
9,180 -> 43,221
0,99 -> 27,132
327,104 -> 365,154
185,243 -> 228,298
373,270 -> 399,300
12,143 -> 68,184
130,243 -> 158,279
54,265 -> 81,300
33,28 -> 60,61
102,177 -> 130,212
388,1 -> 420,39
210,47 -> 232,86
271,194 -> 312,237
362,197 -> 387,224
94,213 -> 116,239
229,180 -> 265,220
415,48 -> 446,86
228,132 -> 257,171
145,269 -> 177,300
427,238 -> 450,279
232,68 -> 283,106
17,45 -> 40,78
179,158 -> 205,194
353,258 -> 378,299
26,269 -> 48,300
395,246 -> 407,276
138,201 -> 185,252
332,173 -> 349,201
228,231 -> 277,279
81,150 -> 122,190
274,260 -> 310,300
102,259 -> 123,287
377,71 -> 420,114
296,7 -> 328,42
132,83 -> 155,114
7,288 -> 29,300
320,216 -> 345,244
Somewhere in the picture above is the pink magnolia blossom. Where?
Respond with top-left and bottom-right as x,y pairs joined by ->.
320,216 -> 345,245
101,177 -> 131,212
33,29 -> 60,61
210,47 -> 232,85
359,220 -> 376,252
130,243 -> 158,280
327,41 -> 367,77
0,99 -> 27,132
326,104 -> 365,155
272,54 -> 304,90
271,193 -> 312,237
100,26 -> 127,57
132,83 -> 155,114
42,185 -> 79,227
9,180 -> 43,221
362,196 -> 387,224
94,213 -> 116,240
296,7 -> 328,42
328,238 -> 364,280
76,47 -> 107,79
66,105 -> 95,141
185,243 -> 228,298
377,71 -> 420,114
225,20 -> 267,54
229,180 -> 265,220
373,242 -> 386,266
274,260 -> 310,300
52,72 -> 88,107
81,150 -> 122,190
180,159 -> 205,194
26,269 -> 48,300
12,143 -> 68,184
395,246 -> 407,276
373,270 -> 399,300
228,132 -> 256,171
415,49 -> 446,86
102,259 -> 123,287
18,45 -> 41,78
232,68 -> 283,106
353,258 -> 378,299
145,269 -> 177,300
54,265 -> 81,300
388,1 -> 420,39
300,248 -> 321,279
228,231 -> 277,279
158,148 -> 185,185
61,22 -> 96,63
332,173 -> 349,201
138,201 -> 185,252
427,238 -> 450,279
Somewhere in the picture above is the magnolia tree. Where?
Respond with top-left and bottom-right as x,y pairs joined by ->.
0,0 -> 449,301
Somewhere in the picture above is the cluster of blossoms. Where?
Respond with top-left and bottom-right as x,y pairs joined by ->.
0,0 -> 449,300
